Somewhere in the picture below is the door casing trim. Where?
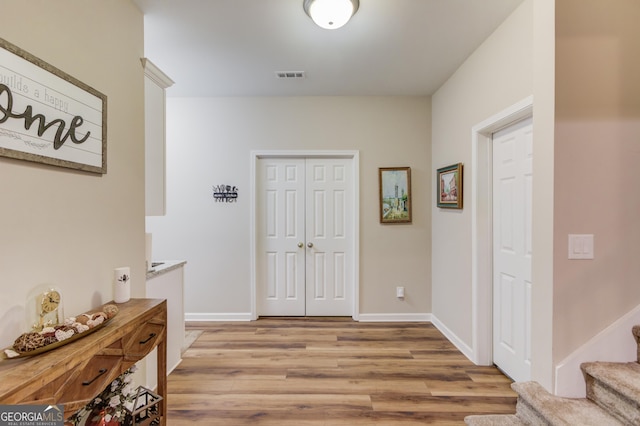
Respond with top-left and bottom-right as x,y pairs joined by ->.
471,96 -> 533,365
250,150 -> 360,320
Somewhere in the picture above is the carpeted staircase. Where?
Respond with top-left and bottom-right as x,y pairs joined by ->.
464,326 -> 640,425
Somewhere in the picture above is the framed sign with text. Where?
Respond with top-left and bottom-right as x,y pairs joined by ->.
0,37 -> 107,174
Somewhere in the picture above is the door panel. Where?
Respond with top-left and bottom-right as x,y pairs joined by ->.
305,159 -> 353,316
492,117 -> 533,382
257,159 -> 306,316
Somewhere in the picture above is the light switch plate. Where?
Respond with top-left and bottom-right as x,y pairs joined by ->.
568,234 -> 594,259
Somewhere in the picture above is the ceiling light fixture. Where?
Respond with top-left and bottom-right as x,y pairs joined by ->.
303,0 -> 359,30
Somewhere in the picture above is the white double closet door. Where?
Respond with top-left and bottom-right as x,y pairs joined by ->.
257,157 -> 354,316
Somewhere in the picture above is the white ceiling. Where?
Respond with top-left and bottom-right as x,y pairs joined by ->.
133,0 -> 524,97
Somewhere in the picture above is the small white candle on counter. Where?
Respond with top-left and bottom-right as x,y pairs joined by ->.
114,266 -> 131,303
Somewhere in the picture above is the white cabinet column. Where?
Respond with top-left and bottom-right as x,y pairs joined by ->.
146,261 -> 186,388
142,58 -> 174,216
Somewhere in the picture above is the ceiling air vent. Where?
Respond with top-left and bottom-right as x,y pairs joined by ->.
275,71 -> 306,79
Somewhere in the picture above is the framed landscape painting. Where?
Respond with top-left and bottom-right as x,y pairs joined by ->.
437,163 -> 463,209
379,167 -> 411,223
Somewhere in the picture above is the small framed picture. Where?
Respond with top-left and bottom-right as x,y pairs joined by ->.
379,167 -> 412,223
437,163 -> 463,209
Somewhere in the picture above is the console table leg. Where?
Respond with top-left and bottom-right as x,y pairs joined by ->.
157,324 -> 167,424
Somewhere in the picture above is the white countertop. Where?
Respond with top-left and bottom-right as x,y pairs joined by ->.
146,260 -> 186,280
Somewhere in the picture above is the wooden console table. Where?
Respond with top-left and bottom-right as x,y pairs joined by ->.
0,298 -> 167,425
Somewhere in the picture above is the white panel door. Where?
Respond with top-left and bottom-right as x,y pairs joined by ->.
257,158 -> 306,316
257,157 -> 353,316
492,117 -> 533,382
305,158 -> 353,316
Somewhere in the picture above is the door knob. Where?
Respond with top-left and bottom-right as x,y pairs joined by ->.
298,242 -> 304,248
307,242 -> 313,248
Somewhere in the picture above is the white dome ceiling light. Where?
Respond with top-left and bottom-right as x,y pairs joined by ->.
303,0 -> 360,30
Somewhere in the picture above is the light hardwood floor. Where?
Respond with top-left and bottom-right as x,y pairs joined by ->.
167,317 -> 517,425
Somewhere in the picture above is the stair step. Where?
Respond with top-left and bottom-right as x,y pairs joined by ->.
512,381 -> 623,425
632,325 -> 640,363
582,361 -> 640,424
464,414 -> 525,425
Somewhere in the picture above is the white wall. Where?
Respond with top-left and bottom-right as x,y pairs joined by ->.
0,2 -> 145,347
431,1 -> 534,347
530,0 -> 555,391
432,0 -> 640,394
554,0 -> 640,364
146,96 -> 431,318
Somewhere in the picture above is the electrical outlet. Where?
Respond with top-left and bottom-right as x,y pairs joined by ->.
396,286 -> 405,299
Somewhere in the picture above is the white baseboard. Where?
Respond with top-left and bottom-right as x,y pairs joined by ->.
168,358 -> 182,375
186,312 -> 432,322
430,314 -> 474,362
357,313 -> 431,322
185,312 -> 253,321
555,303 -> 640,398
